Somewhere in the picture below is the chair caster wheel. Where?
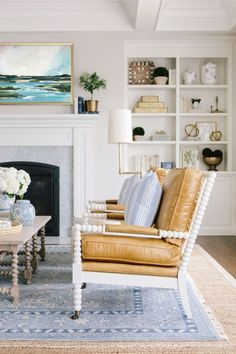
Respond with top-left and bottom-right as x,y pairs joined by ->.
81,283 -> 86,289
71,311 -> 80,320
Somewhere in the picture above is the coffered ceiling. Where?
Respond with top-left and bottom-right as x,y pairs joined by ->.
0,0 -> 236,33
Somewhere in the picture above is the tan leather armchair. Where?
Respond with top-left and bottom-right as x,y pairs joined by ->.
72,168 -> 216,320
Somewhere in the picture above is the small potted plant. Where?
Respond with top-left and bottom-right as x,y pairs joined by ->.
153,67 -> 169,85
79,72 -> 107,112
133,126 -> 145,141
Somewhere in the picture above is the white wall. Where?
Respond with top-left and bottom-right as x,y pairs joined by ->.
0,32 -> 236,203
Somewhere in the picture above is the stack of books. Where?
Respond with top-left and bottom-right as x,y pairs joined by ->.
133,96 -> 168,113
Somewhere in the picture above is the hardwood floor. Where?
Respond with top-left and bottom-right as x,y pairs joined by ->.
197,236 -> 236,278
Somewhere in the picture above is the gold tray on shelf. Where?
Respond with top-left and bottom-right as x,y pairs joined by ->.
0,221 -> 22,236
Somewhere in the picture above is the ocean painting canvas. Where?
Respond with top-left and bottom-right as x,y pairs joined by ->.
0,43 -> 73,104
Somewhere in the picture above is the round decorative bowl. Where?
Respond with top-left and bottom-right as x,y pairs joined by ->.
203,156 -> 223,171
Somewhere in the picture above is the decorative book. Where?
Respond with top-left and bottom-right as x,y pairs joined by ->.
141,96 -> 159,102
133,107 -> 168,113
137,102 -> 164,108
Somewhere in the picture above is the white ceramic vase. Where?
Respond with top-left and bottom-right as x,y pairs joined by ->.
201,62 -> 217,84
183,69 -> 196,85
0,193 -> 15,211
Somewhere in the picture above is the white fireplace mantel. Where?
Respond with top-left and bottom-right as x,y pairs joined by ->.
0,114 -> 99,218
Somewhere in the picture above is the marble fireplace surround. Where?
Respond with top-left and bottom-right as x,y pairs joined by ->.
0,114 -> 98,242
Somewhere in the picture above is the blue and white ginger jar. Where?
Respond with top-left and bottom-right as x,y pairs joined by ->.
10,200 -> 36,226
0,193 -> 15,211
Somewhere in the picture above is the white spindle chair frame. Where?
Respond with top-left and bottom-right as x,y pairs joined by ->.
72,171 -> 216,320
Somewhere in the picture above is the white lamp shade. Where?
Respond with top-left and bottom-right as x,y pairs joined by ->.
108,109 -> 132,143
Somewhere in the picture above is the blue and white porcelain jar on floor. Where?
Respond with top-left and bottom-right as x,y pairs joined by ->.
10,200 -> 36,226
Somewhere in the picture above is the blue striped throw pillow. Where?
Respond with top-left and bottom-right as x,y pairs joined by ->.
118,175 -> 140,205
125,172 -> 162,227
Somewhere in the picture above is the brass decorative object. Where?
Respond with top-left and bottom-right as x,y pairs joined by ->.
203,156 -> 223,171
185,121 -> 221,142
184,123 -> 199,139
210,130 -> 222,141
202,148 -> 223,171
210,96 -> 223,113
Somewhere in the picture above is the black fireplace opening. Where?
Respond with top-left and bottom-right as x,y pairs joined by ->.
0,161 -> 59,236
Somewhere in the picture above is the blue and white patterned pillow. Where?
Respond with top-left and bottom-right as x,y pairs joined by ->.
118,175 -> 140,205
125,173 -> 162,227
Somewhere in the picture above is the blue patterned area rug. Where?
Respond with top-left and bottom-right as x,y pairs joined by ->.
0,247 -> 222,341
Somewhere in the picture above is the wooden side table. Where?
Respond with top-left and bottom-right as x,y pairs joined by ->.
0,215 -> 51,304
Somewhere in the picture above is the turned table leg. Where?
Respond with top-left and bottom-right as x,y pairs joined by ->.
32,233 -> 38,273
11,249 -> 19,305
24,240 -> 33,285
39,225 -> 46,261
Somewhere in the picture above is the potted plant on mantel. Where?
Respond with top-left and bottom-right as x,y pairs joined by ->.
79,72 -> 107,112
153,67 -> 169,85
133,126 -> 145,141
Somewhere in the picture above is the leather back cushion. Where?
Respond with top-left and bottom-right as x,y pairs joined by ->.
154,168 -> 169,186
156,168 -> 203,232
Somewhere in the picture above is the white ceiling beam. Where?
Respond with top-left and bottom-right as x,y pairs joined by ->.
155,0 -> 165,30
120,0 -> 139,29
135,0 -> 163,31
220,0 -> 236,31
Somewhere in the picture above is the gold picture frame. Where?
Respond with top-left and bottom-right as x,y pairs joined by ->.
0,42 -> 73,105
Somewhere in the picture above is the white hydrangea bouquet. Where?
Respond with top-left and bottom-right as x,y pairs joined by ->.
0,167 -> 31,210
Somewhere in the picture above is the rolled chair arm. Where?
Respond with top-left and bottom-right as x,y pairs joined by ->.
106,204 -> 125,212
106,199 -> 118,205
88,199 -> 118,205
88,203 -> 125,213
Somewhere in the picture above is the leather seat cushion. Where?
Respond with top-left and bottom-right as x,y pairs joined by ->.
107,213 -> 125,220
156,168 -> 203,232
83,261 -> 178,277
82,233 -> 181,267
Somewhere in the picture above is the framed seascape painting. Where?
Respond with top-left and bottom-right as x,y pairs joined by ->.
0,43 -> 73,104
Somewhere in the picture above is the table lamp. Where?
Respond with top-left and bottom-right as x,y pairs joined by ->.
108,109 -> 140,175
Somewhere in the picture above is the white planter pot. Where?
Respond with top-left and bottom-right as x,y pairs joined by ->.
154,76 -> 168,85
134,135 -> 144,141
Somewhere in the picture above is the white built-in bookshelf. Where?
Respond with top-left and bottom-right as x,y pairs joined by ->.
124,43 -> 232,173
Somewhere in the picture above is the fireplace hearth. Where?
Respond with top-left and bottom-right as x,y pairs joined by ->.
0,161 -> 59,236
